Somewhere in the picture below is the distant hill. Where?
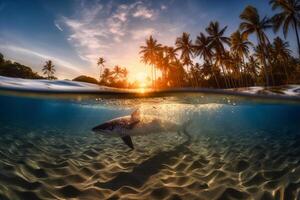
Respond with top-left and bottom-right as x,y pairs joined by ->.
72,75 -> 98,84
0,61 -> 43,79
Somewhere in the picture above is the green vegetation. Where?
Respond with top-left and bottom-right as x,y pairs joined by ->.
99,65 -> 129,88
0,53 -> 43,79
140,1 -> 300,88
73,65 -> 130,88
72,75 -> 98,84
42,60 -> 57,80
0,54 -> 129,88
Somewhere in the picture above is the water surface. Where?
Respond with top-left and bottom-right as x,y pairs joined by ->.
0,86 -> 299,200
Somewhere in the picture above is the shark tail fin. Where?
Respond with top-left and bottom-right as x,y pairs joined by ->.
121,135 -> 134,149
181,118 -> 193,132
178,118 -> 193,141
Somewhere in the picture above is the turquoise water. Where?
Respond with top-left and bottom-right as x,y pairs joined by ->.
0,91 -> 299,200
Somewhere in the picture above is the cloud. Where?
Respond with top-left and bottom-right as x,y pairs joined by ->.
53,0 -> 187,81
60,1 -> 161,65
61,4 -> 109,62
160,5 -> 167,10
132,5 -> 156,19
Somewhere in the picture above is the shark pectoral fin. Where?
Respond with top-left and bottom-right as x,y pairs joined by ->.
121,135 -> 134,149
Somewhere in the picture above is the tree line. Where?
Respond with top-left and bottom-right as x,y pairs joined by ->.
0,53 -> 133,88
0,53 -> 43,79
0,53 -> 58,80
139,1 -> 300,88
1,0 -> 300,89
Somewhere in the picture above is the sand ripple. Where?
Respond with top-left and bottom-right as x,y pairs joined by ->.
0,126 -> 299,199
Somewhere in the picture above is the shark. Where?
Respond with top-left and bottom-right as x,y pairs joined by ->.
92,109 -> 181,149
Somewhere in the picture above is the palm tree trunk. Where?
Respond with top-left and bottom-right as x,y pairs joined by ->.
218,53 -> 230,88
176,71 -> 181,87
241,56 -> 249,87
266,53 -> 275,86
293,18 -> 300,58
262,36 -> 275,86
212,71 -> 220,88
190,64 -> 198,87
261,54 -> 269,87
231,73 -> 237,88
215,58 -> 229,88
193,70 -> 199,87
229,71 -> 235,88
236,59 -> 243,87
163,66 -> 167,86
151,66 -> 154,88
269,64 -> 275,86
221,64 -> 229,88
99,65 -> 103,83
238,66 -> 244,87
258,33 -> 269,87
282,60 -> 289,84
154,67 -> 157,88
209,59 -> 220,88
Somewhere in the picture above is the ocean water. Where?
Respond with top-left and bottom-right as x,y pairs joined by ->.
0,87 -> 300,199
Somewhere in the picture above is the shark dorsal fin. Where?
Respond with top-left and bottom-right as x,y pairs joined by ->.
131,109 -> 140,121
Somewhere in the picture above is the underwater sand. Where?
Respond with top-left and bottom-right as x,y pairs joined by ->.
0,124 -> 299,200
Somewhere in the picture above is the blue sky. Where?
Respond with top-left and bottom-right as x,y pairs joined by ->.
0,0 -> 297,80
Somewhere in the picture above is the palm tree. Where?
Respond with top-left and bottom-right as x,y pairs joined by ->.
100,68 -> 112,85
272,37 -> 292,81
164,46 -> 178,62
97,57 -> 105,82
140,35 -> 162,87
155,49 -> 169,85
157,46 -> 178,85
240,5 -> 273,86
122,68 -> 128,78
247,56 -> 261,84
230,30 -> 252,86
254,45 -> 266,64
270,0 -> 300,57
194,32 -> 220,87
190,64 -> 201,87
42,60 -> 56,80
222,51 -> 239,88
169,60 -> 186,87
272,37 -> 292,60
112,65 -> 128,81
206,21 -> 231,88
112,65 -> 123,79
0,53 -> 4,64
175,32 -> 194,72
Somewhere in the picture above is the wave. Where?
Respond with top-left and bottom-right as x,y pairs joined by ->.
0,76 -> 299,101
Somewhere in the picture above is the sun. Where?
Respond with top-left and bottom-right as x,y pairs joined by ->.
135,72 -> 149,88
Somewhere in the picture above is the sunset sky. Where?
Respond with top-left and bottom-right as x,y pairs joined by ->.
0,0 -> 297,81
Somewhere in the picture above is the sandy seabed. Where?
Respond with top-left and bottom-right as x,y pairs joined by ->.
0,125 -> 299,200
